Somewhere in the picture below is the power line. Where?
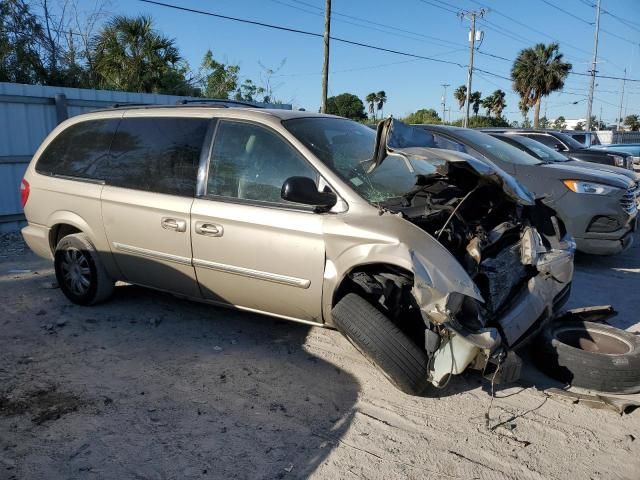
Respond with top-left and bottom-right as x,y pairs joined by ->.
576,0 -> 640,44
468,0 -> 594,58
272,0 -> 467,50
138,0 -> 466,67
139,0 -> 640,84
538,0 -> 593,26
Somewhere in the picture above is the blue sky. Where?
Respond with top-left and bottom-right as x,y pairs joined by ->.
110,0 -> 639,123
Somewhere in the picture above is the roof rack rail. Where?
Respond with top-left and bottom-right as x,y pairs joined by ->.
176,98 -> 263,108
111,102 -> 154,108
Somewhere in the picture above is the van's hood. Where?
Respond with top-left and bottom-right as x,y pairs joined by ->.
371,118 -> 535,205
538,162 -> 633,189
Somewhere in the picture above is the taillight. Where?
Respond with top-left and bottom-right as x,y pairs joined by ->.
20,179 -> 30,208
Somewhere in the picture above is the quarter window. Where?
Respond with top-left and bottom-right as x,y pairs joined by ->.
207,121 -> 317,205
36,119 -> 119,179
523,134 -> 563,150
106,117 -> 209,196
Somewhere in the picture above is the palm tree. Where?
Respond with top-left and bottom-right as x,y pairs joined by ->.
481,94 -> 495,117
453,85 -> 467,110
365,92 -> 377,120
511,42 -> 572,128
376,90 -> 387,119
93,15 -> 182,93
491,89 -> 507,118
470,91 -> 482,117
624,114 -> 640,131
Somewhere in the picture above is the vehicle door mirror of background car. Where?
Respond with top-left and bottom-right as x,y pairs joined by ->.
554,143 -> 566,152
281,176 -> 337,211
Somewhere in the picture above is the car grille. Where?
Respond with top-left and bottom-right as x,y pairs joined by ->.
620,182 -> 639,215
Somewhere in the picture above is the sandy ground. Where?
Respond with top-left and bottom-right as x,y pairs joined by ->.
1,233 -> 639,480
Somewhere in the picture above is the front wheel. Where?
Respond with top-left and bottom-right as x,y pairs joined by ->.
332,293 -> 430,395
54,233 -> 114,306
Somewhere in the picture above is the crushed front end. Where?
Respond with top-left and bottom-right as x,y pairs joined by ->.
375,121 -> 575,386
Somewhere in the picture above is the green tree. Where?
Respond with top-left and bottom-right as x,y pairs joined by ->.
481,93 -> 495,117
552,116 -> 567,129
365,92 -> 377,120
575,122 -> 584,131
325,93 -> 366,120
624,114 -> 639,131
234,79 -> 265,102
451,115 -> 510,128
453,85 -> 467,110
539,116 -> 550,128
470,91 -> 482,117
376,90 -> 387,118
403,108 -> 441,124
511,42 -> 572,128
93,15 -> 189,93
491,89 -> 507,117
199,50 -> 239,99
0,0 -> 47,84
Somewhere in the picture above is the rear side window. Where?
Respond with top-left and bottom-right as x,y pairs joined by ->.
106,117 -> 210,196
36,119 -> 119,179
523,134 -> 563,149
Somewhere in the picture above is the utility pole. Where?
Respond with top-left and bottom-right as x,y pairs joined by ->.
598,105 -> 602,130
617,68 -> 626,131
585,0 -> 601,132
320,0 -> 331,113
460,9 -> 485,128
441,83 -> 450,123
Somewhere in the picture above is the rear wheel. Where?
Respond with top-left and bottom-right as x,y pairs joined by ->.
54,233 -> 114,305
534,320 -> 640,394
332,293 -> 430,395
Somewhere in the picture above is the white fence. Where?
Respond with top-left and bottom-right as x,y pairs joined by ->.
0,82 -> 291,232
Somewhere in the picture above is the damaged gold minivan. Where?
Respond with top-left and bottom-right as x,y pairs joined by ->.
21,106 -> 575,394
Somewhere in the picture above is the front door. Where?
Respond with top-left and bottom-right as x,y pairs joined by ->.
100,115 -> 211,297
191,120 -> 326,322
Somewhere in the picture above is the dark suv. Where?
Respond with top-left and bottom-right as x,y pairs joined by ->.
482,129 -> 634,170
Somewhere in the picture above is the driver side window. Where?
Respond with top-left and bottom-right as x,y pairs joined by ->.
207,121 -> 318,205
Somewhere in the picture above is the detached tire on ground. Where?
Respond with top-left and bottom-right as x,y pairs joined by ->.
332,293 -> 430,395
535,320 -> 640,394
54,233 -> 114,306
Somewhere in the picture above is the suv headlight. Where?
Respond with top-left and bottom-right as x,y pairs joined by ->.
563,180 -> 619,195
609,154 -> 625,167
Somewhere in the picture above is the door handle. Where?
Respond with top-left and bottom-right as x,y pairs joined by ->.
161,217 -> 187,232
195,222 -> 224,237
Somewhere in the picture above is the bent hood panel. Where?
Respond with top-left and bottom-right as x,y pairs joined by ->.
373,118 -> 535,205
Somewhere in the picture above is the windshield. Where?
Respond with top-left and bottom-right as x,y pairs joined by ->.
449,128 -> 543,165
283,117 -> 431,202
495,134 -> 569,162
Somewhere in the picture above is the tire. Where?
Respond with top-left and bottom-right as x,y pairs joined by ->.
534,320 -> 640,394
332,293 -> 430,395
54,233 -> 114,306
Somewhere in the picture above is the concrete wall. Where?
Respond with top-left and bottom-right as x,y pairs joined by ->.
0,82 -> 291,232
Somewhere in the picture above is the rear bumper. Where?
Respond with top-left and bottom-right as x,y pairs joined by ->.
21,223 -> 52,260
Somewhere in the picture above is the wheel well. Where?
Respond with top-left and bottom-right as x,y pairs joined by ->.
333,263 -> 426,348
49,224 -> 81,252
333,263 -> 414,307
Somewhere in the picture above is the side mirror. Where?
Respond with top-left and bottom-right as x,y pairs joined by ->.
281,176 -> 337,211
554,143 -> 565,152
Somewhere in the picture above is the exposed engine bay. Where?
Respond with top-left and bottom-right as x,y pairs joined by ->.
383,160 -> 562,322
339,119 -> 575,386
